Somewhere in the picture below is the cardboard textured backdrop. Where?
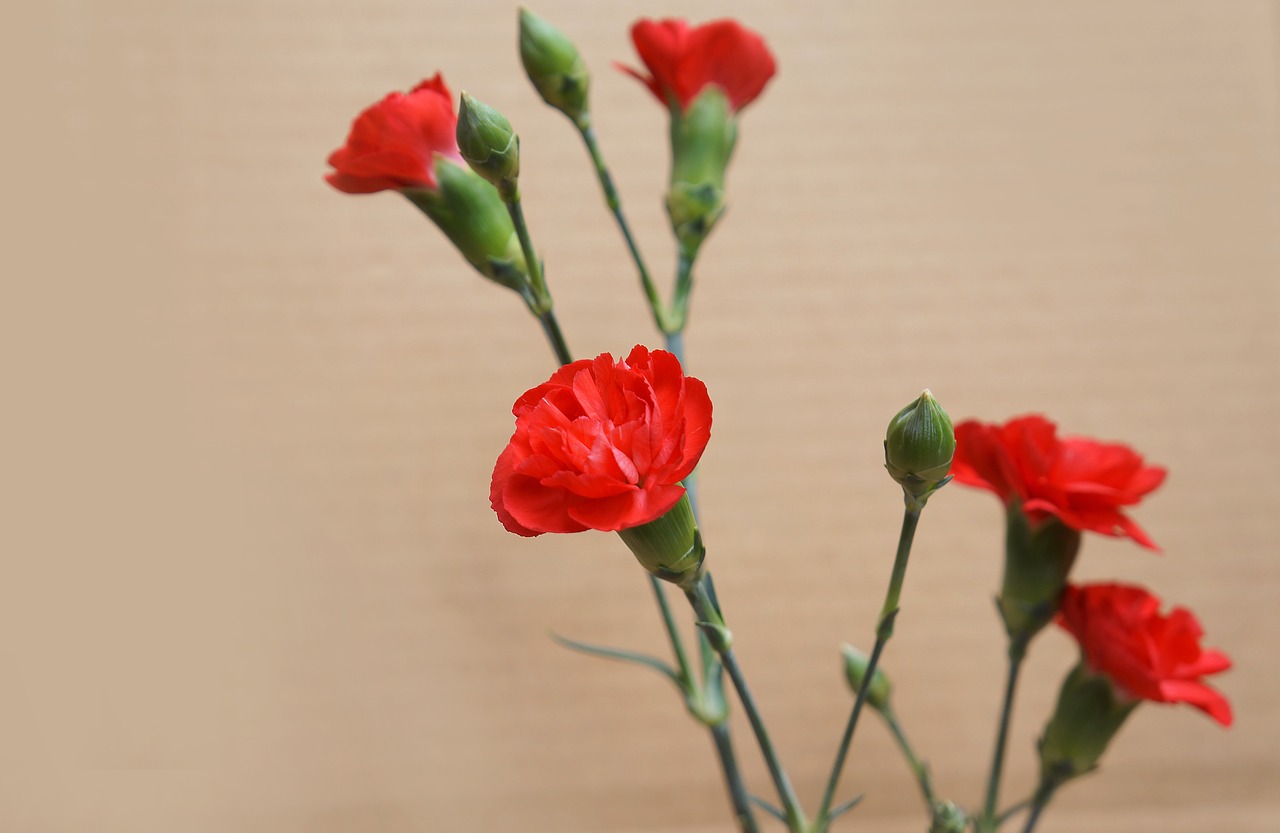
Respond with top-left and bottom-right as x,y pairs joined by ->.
6,1 -> 1279,831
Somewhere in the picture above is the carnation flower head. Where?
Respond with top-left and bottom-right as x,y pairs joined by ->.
1057,583 -> 1232,726
490,346 -> 711,537
325,75 -> 464,194
620,18 -> 777,113
950,414 -> 1166,549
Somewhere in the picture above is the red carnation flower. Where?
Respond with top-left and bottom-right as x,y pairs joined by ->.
1058,583 -> 1232,726
325,74 -> 464,194
490,346 -> 712,536
620,18 -> 777,112
950,415 -> 1166,549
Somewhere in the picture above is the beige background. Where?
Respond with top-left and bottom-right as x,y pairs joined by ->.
5,1 -> 1279,831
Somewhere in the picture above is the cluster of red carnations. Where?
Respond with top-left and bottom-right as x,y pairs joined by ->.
325,10 -> 1230,833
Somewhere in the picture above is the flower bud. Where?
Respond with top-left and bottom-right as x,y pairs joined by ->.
1037,663 -> 1138,785
519,8 -> 590,125
841,644 -> 891,712
666,87 -> 737,257
401,159 -> 530,291
885,390 -> 955,500
457,92 -> 520,193
928,801 -> 968,833
998,508 -> 1080,645
616,495 -> 704,588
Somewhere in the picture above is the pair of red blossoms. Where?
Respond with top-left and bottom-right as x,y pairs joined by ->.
326,18 -> 776,195
487,348 -> 1232,728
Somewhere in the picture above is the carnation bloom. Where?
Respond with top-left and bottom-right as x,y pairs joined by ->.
490,346 -> 712,536
950,415 -> 1166,549
1058,583 -> 1232,726
620,18 -> 777,112
325,74 -> 464,194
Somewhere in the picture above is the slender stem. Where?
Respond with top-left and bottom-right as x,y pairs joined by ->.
575,120 -> 671,332
502,187 -> 550,312
688,577 -> 807,831
668,249 -> 696,335
649,576 -> 694,685
996,798 -> 1032,826
536,309 -> 573,366
711,721 -> 762,833
979,640 -> 1028,831
1020,796 -> 1049,833
818,504 -> 922,824
881,705 -> 936,810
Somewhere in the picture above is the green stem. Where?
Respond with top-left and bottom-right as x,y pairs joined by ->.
687,576 -> 807,832
818,504 -> 922,825
649,576 -> 695,686
1020,794 -> 1050,833
979,639 -> 1029,832
536,308 -> 573,366
711,721 -> 762,833
575,120 -> 671,333
502,186 -> 550,313
881,705 -> 936,810
668,248 -> 696,335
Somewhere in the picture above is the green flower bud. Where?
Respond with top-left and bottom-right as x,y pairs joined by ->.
928,801 -> 969,833
519,8 -> 590,125
457,92 -> 520,193
666,87 -> 737,257
998,508 -> 1081,645
884,389 -> 955,501
1037,663 -> 1138,786
401,158 -> 529,291
616,495 -> 704,588
841,644 -> 892,711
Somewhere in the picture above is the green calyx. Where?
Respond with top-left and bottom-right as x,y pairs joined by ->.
1037,662 -> 1138,786
666,87 -> 737,257
519,8 -> 590,125
401,158 -> 529,291
884,389 -> 955,502
998,509 -> 1081,645
841,644 -> 892,712
617,495 -> 704,589
457,92 -> 520,192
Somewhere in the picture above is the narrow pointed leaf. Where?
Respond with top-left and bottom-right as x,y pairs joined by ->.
747,794 -> 787,822
828,794 -> 865,821
550,632 -> 683,687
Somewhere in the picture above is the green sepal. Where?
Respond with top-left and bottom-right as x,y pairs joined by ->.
998,508 -> 1081,644
666,87 -> 737,256
401,159 -> 529,291
1037,662 -> 1138,786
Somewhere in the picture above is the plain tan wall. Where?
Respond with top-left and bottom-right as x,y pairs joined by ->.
5,1 -> 1279,831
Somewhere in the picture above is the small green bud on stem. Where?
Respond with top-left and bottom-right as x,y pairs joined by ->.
885,389 -> 955,503
842,644 -> 892,712
519,8 -> 590,125
457,92 -> 521,194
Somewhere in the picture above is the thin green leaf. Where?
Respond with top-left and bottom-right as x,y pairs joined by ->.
828,794 -> 865,821
550,632 -> 682,687
747,794 -> 787,822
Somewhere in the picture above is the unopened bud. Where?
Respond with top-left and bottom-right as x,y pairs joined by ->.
519,8 -> 590,124
457,92 -> 520,193
928,801 -> 968,833
616,495 -> 704,588
885,390 -> 955,501
841,644 -> 891,712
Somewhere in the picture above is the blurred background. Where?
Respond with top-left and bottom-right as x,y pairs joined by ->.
4,1 -> 1279,831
